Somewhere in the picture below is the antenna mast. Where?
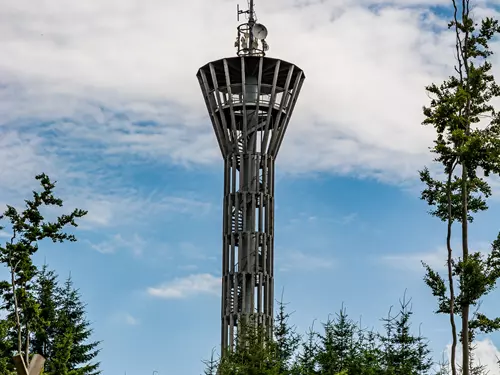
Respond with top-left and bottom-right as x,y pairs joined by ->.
235,0 -> 269,56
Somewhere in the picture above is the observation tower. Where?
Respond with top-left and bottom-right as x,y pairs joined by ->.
196,0 -> 305,352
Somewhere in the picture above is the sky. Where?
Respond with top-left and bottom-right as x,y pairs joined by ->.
1,0 -> 500,374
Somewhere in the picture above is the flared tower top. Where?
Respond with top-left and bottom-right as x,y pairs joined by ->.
196,0 -> 305,159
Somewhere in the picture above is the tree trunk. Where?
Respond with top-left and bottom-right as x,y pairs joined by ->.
447,167 -> 458,375
461,163 -> 470,375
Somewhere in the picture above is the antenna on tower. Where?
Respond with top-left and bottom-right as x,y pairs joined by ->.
235,0 -> 269,56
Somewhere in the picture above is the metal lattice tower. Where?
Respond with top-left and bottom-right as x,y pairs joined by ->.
196,0 -> 305,352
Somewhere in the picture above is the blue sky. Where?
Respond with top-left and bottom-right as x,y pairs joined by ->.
1,0 -> 500,374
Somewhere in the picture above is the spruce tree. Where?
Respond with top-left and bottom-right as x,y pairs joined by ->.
32,264 -> 59,361
297,323 -> 319,375
274,297 -> 301,374
201,348 -> 218,375
357,328 -> 384,375
316,305 -> 359,375
53,275 -> 101,375
379,293 -> 432,375
217,316 -> 280,375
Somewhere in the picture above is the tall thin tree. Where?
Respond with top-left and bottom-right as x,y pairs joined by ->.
419,2 -> 500,375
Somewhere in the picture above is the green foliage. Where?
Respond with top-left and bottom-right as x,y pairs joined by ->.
32,264 -> 59,361
0,173 -> 87,365
297,324 -> 319,375
218,316 -> 281,375
379,293 -> 433,375
39,274 -> 101,375
275,297 -> 301,374
57,276 -> 101,375
316,305 -> 359,375
201,348 -> 218,375
0,173 -> 100,374
206,295 -> 434,375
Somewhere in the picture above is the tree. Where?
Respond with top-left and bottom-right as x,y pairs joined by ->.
379,293 -> 433,375
30,266 -> 101,375
217,316 -> 281,375
274,296 -> 301,374
297,322 -> 319,375
0,173 -> 87,371
32,264 -> 59,361
0,318 -> 16,375
419,1 -> 500,374
356,327 -> 384,375
316,305 -> 359,375
50,275 -> 101,375
201,348 -> 219,375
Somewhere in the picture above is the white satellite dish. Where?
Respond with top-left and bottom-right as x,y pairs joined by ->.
252,23 -> 268,40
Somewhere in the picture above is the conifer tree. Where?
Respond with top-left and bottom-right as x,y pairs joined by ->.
357,328 -> 384,375
32,264 -> 59,361
297,323 -> 319,375
316,305 -> 359,375
52,275 -> 101,375
201,348 -> 218,375
419,1 -> 500,374
379,293 -> 432,375
217,316 -> 280,375
274,297 -> 301,374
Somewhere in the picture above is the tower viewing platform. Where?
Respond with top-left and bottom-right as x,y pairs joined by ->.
196,0 -> 305,352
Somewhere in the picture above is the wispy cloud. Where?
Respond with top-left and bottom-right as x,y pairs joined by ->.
337,213 -> 358,225
112,312 -> 141,326
88,233 -> 146,256
124,313 -> 140,326
179,242 -> 217,261
147,273 -> 220,299
279,250 -> 335,272
178,264 -> 199,271
381,242 -> 493,272
381,246 -> 447,272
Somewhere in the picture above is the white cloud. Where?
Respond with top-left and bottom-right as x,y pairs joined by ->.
443,338 -> 500,375
147,273 -> 221,299
2,0 -> 492,185
279,250 -> 335,272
